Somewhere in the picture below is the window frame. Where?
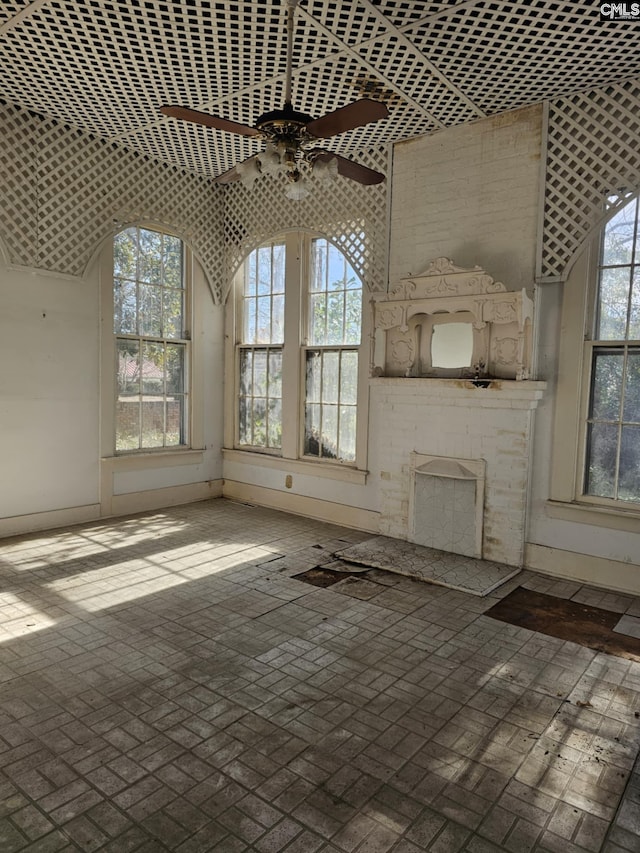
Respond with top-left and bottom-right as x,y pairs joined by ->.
550,194 -> 640,522
226,230 -> 370,474
101,224 -> 194,459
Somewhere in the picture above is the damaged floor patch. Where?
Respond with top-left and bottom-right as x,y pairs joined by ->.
487,586 -> 640,661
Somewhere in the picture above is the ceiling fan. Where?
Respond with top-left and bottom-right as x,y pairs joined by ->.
160,0 -> 389,196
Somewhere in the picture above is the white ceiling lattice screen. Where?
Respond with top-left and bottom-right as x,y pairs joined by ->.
222,145 -> 390,298
0,103 -> 226,300
541,79 -> 640,280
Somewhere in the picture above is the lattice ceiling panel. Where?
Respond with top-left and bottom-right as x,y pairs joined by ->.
2,1 -> 638,182
409,1 -> 640,116
369,2 -> 459,29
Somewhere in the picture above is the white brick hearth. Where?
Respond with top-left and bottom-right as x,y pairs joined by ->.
371,378 -> 546,567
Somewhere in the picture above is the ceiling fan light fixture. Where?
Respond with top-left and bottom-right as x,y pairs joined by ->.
257,143 -> 281,176
284,175 -> 310,200
312,154 -> 338,183
236,156 -> 261,187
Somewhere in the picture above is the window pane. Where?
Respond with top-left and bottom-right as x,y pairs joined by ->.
238,394 -> 250,445
272,243 -> 286,293
244,297 -> 257,343
166,344 -> 185,394
165,398 -> 184,447
142,342 -> 164,395
140,284 -> 163,337
585,422 -> 618,498
590,351 -> 623,421
268,399 -> 282,448
239,350 -> 252,397
602,199 -> 637,267
630,270 -> 640,340
304,403 -> 321,456
116,401 -> 140,451
597,267 -> 631,340
138,229 -> 163,283
328,245 -> 346,289
326,292 -> 345,344
257,246 -> 273,295
310,293 -> 326,345
163,288 -> 183,339
322,351 -> 339,403
268,351 -> 282,397
340,351 -> 358,406
345,290 -> 362,345
321,405 -> 338,458
245,251 -> 257,296
619,425 -> 640,501
117,339 -> 140,395
306,352 -> 321,402
272,294 -> 285,344
339,406 -> 357,462
114,279 -> 137,334
253,350 -> 267,397
252,398 -> 267,445
310,239 -> 326,293
141,400 -> 164,448
114,228 -> 138,279
623,351 -> 640,422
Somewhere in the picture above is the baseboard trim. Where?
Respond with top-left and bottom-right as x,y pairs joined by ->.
222,480 -> 380,533
0,503 -> 101,538
110,480 -> 223,517
525,542 -> 640,596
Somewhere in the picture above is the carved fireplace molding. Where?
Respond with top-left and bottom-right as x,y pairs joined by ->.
373,258 -> 534,381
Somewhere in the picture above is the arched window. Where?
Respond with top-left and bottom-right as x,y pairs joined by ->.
233,232 -> 364,465
583,197 -> 640,503
112,226 -> 189,451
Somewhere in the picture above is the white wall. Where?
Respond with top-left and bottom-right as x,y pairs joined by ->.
0,261 -> 100,523
0,246 -> 225,537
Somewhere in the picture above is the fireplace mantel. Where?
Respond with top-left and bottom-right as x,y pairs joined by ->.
372,257 -> 534,381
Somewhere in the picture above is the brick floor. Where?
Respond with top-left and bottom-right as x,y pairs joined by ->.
0,498 -> 638,852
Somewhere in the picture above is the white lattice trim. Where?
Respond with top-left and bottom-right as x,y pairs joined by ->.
541,79 -> 640,280
0,103 -> 226,301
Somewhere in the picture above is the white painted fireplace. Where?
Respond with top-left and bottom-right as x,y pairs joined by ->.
371,378 -> 546,567
370,258 -> 545,568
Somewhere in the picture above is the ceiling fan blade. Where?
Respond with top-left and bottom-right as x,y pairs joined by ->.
160,105 -> 259,137
213,154 -> 263,185
305,99 -> 389,138
311,151 -> 385,185
213,163 -> 241,184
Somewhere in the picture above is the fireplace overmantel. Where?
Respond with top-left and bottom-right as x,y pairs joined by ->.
372,257 -> 534,381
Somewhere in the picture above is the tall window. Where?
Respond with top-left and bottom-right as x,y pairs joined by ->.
235,233 -> 363,465
304,238 -> 361,461
113,226 -> 188,451
238,241 -> 284,450
584,196 -> 640,503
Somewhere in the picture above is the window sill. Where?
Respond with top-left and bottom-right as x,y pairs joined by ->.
545,499 -> 640,533
223,448 -> 368,485
102,449 -> 205,472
